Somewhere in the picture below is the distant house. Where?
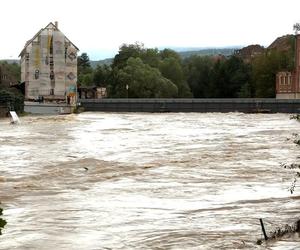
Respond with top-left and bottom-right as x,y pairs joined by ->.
276,34 -> 300,99
19,22 -> 79,105
78,85 -> 107,99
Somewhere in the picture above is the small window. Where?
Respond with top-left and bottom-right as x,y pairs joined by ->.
65,47 -> 67,62
285,76 -> 288,85
34,69 -> 39,79
280,75 -> 284,85
50,71 -> 54,80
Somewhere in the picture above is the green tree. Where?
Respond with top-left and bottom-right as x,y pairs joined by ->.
184,55 -> 252,98
78,73 -> 93,86
222,56 -> 252,98
252,50 -> 292,98
78,53 -> 91,69
112,43 -> 144,69
77,53 -> 93,86
160,48 -> 181,61
0,89 -> 24,113
110,44 -> 188,98
238,82 -> 252,98
184,56 -> 214,98
93,64 -> 111,87
209,59 -> 227,97
159,57 -> 192,97
140,48 -> 160,68
114,57 -> 178,98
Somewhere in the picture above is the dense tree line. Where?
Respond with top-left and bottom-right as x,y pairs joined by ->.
77,42 -> 296,98
77,44 -> 192,98
0,61 -> 23,114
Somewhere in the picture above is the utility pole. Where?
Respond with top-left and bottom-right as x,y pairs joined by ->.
126,84 -> 129,98
259,218 -> 268,241
294,23 -> 300,95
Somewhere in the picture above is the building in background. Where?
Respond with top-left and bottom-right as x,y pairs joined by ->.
78,85 -> 107,99
276,34 -> 300,99
19,22 -> 79,106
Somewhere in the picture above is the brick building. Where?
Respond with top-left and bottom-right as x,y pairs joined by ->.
276,34 -> 300,99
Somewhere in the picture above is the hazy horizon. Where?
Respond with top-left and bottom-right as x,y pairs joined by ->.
1,0 -> 299,60
86,45 -> 244,61
1,45 -> 244,61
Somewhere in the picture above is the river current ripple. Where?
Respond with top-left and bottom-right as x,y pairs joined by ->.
0,112 -> 300,249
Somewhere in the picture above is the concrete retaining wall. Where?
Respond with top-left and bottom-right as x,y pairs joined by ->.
79,98 -> 300,113
24,102 -> 73,114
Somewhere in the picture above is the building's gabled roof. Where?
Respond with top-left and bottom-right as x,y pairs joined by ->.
19,22 -> 79,57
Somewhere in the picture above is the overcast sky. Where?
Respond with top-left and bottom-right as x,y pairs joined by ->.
1,0 -> 300,60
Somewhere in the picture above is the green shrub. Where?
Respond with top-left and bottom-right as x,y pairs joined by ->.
0,206 -> 6,235
0,89 -> 24,114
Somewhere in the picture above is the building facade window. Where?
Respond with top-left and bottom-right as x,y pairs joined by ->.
280,75 -> 284,85
50,71 -> 54,80
34,69 -> 39,79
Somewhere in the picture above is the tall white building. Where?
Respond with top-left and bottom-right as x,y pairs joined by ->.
19,22 -> 79,105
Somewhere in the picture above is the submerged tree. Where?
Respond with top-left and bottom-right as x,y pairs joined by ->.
0,206 -> 6,235
282,115 -> 300,194
114,57 -> 178,98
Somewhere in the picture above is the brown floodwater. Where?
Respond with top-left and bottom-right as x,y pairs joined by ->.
0,112 -> 300,249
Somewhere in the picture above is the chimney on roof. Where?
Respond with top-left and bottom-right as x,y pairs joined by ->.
55,21 -> 58,29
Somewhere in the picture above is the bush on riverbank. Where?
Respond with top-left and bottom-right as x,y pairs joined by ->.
0,88 -> 24,116
0,206 -> 6,235
285,115 -> 300,193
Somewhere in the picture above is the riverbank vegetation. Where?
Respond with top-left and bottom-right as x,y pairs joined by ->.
0,206 -> 6,235
0,36 -> 295,100
283,114 -> 300,194
0,61 -> 23,115
0,89 -> 24,115
78,39 -> 294,98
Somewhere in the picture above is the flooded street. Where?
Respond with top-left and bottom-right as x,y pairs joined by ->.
0,112 -> 300,249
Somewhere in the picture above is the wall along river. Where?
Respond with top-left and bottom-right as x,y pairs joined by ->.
0,112 -> 300,249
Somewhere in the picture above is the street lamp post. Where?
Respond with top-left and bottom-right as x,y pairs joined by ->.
126,84 -> 129,98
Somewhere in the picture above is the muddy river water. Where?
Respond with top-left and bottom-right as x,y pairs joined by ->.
0,112 -> 300,249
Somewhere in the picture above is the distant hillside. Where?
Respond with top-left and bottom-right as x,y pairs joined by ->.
0,59 -> 19,64
90,47 -> 240,68
2,36 -> 296,69
90,58 -> 113,68
177,48 -> 239,58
